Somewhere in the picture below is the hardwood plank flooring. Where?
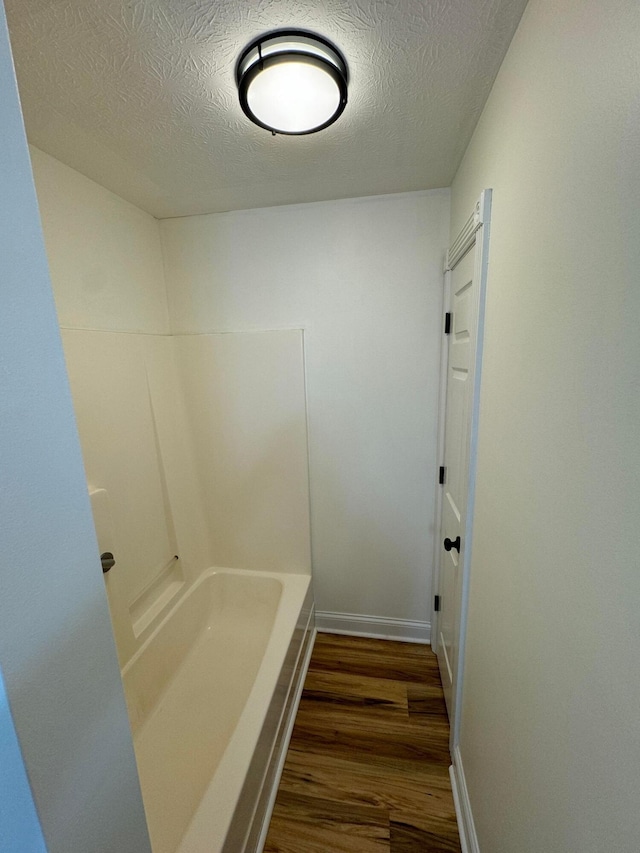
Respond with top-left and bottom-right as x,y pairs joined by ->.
264,633 -> 461,853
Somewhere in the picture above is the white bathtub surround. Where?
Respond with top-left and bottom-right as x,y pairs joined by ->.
122,568 -> 313,853
174,330 -> 312,575
58,324 -> 311,664
31,149 -> 311,655
315,610 -> 430,643
61,330 -> 210,664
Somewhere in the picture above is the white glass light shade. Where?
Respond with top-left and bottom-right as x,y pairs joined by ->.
236,31 -> 348,135
247,61 -> 341,134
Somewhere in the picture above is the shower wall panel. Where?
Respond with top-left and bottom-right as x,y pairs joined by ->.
61,330 -> 210,665
174,330 -> 312,576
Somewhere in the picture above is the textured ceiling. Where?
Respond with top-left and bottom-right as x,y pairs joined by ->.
6,0 -> 528,218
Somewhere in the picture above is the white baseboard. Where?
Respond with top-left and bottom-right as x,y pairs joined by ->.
254,625 -> 317,852
450,745 -> 480,853
315,610 -> 430,644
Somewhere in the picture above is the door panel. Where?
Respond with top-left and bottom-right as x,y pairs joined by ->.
437,246 -> 476,718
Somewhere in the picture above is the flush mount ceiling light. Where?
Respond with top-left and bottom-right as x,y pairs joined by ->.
236,30 -> 348,135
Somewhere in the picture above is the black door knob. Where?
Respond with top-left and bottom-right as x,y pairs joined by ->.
101,551 -> 116,573
443,536 -> 460,553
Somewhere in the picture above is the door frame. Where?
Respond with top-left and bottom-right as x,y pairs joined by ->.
431,189 -> 492,749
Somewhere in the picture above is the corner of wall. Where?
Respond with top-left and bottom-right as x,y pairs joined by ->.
156,216 -> 173,336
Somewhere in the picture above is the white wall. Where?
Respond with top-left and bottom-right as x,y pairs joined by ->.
161,190 -> 450,625
450,0 -> 640,850
0,3 -> 150,849
31,146 -> 169,334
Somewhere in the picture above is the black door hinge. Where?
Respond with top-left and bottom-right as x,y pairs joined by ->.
444,312 -> 451,334
434,595 -> 441,612
439,466 -> 446,485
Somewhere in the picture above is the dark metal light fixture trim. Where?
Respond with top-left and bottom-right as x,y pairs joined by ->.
236,29 -> 348,136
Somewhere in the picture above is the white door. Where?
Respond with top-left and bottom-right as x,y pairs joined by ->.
437,246 -> 475,717
434,191 -> 491,741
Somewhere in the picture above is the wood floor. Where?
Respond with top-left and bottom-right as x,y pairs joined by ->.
264,633 -> 462,853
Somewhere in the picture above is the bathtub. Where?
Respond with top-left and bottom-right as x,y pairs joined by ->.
121,568 -> 314,853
